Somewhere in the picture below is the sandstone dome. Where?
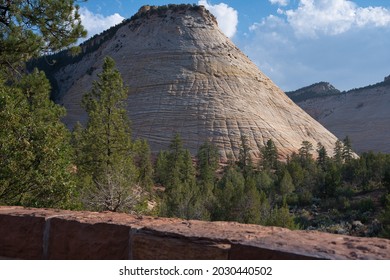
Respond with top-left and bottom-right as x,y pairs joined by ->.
48,4 -> 339,160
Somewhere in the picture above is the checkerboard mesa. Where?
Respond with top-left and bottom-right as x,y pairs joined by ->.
34,4 -> 339,161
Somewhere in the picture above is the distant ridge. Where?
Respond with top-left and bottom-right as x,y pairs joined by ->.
286,82 -> 341,103
290,75 -> 390,154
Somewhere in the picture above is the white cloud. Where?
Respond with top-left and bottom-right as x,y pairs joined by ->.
242,0 -> 390,91
283,0 -> 390,37
269,0 -> 289,6
79,7 -> 125,39
198,0 -> 238,38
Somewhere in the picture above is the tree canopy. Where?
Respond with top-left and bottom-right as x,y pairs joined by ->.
72,56 -> 145,212
0,69 -> 75,207
0,0 -> 86,70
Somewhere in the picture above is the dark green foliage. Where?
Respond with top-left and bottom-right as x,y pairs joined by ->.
333,139 -> 343,165
197,141 -> 219,186
1,0 -> 86,70
319,162 -> 342,198
384,168 -> 390,193
279,169 -> 295,198
196,141 -> 219,212
158,134 -> 207,220
342,136 -> 353,162
133,139 -> 154,192
316,142 -> 329,170
72,57 -> 146,213
260,139 -> 278,171
237,135 -> 253,177
380,195 -> 390,238
131,4 -> 203,21
0,70 -> 75,208
266,203 -> 299,229
213,164 -> 245,222
299,140 -> 314,167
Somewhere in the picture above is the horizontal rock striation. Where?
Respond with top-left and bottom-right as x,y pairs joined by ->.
49,5 -> 339,160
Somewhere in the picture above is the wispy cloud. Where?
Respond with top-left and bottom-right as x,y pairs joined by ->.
79,7 -> 125,39
198,0 -> 238,38
283,0 -> 390,37
269,0 -> 289,6
244,0 -> 390,91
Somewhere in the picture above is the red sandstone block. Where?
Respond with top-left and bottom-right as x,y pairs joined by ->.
0,214 -> 45,259
131,230 -> 230,260
229,243 -> 321,260
47,218 -> 130,260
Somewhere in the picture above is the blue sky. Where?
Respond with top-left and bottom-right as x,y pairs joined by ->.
78,0 -> 390,91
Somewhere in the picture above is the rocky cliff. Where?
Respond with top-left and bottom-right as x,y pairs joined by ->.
286,82 -> 341,103
289,78 -> 390,154
38,4 -> 339,160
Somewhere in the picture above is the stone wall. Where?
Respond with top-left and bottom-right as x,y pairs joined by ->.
0,206 -> 389,260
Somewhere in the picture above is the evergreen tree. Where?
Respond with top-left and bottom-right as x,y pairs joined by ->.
196,141 -> 219,187
74,57 -> 142,212
299,140 -> 314,166
155,150 -> 169,185
319,162 -> 341,198
333,139 -> 343,164
384,168 -> 390,193
159,134 -> 205,219
0,70 -> 75,208
342,136 -> 353,162
196,141 -> 219,213
279,169 -> 295,198
260,139 -> 278,171
213,164 -> 245,222
0,0 -> 86,69
380,194 -> 390,238
237,135 -> 253,177
316,142 -> 328,170
240,176 -> 262,224
133,139 -> 154,192
266,202 -> 299,230
256,170 -> 275,194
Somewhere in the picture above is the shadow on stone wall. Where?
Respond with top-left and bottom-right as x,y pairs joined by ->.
0,206 -> 389,260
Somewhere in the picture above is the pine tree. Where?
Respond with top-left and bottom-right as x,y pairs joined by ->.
74,57 -> 142,212
279,169 -> 295,198
155,150 -> 169,185
316,142 -> 329,170
342,136 -> 353,162
240,176 -> 262,224
159,134 -> 205,219
0,0 -> 86,69
213,164 -> 245,221
196,141 -> 219,214
267,202 -> 299,230
133,139 -> 154,192
0,70 -> 75,208
333,139 -> 343,164
299,140 -> 313,160
196,141 -> 219,192
238,135 -> 253,178
260,139 -> 278,171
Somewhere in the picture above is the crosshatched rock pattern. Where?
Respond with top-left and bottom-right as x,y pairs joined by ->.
56,6 -> 338,160
1,206 -> 390,260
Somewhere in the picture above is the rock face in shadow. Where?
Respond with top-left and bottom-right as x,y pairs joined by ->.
288,79 -> 390,154
50,5 -> 338,160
